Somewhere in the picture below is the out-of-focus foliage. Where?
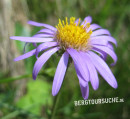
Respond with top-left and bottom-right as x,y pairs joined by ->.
17,80 -> 52,115
0,0 -> 130,119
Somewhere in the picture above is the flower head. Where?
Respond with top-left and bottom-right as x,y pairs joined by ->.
55,17 -> 92,51
10,16 -> 118,99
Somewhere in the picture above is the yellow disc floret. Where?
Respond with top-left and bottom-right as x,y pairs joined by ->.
55,17 -> 92,51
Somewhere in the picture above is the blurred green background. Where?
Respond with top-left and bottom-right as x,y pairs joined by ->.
0,0 -> 130,119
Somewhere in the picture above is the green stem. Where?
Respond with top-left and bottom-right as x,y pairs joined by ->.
50,92 -> 61,119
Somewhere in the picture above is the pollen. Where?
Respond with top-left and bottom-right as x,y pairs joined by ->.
55,17 -> 92,51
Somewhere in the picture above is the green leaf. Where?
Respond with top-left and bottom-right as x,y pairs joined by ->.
16,79 -> 52,115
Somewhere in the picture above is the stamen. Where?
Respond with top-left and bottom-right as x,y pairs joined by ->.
65,17 -> 68,25
62,20 -> 65,26
55,17 -> 92,51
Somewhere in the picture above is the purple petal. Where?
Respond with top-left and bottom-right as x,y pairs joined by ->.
27,21 -> 57,31
108,43 -> 114,50
32,47 -> 60,80
87,51 -> 118,89
84,16 -> 92,23
38,29 -> 55,34
52,52 -> 69,96
91,39 -> 115,60
99,43 -> 114,61
90,36 -> 117,47
33,34 -> 54,38
91,38 -> 108,46
75,18 -> 80,25
79,82 -> 89,100
88,24 -> 101,31
92,45 -> 117,65
81,16 -> 92,25
81,53 -> 99,90
14,49 -> 36,61
93,49 -> 105,57
74,63 -> 88,87
74,51 -> 98,90
67,48 -> 89,81
91,29 -> 111,37
38,28 -> 55,34
10,36 -> 54,43
92,48 -> 108,60
36,42 -> 58,57
32,35 -> 41,47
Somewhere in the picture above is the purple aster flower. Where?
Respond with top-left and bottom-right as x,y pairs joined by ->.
10,16 -> 118,100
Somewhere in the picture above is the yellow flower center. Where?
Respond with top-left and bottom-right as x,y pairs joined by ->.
55,17 -> 92,51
